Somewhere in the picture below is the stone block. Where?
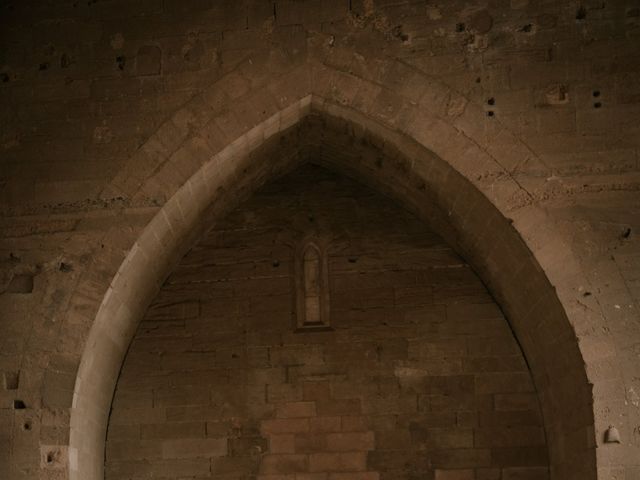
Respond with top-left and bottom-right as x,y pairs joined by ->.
268,384 -> 304,403
329,473 -> 379,480
340,416 -> 369,432
316,399 -> 362,417
270,434 -> 296,454
230,435 -> 269,455
161,437 -> 227,459
490,447 -> 548,467
474,427 -> 546,448
260,454 -> 309,474
277,401 -> 318,418
262,418 -> 310,434
475,374 -> 535,394
212,455 -> 259,475
309,416 -> 342,433
502,466 -> 550,479
430,448 -> 492,469
434,470 -> 474,480
325,432 -> 375,451
309,452 -> 367,472
494,393 -> 538,411
140,422 -> 205,439
410,427 -> 474,449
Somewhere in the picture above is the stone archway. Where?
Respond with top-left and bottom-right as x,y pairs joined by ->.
68,93 -> 596,480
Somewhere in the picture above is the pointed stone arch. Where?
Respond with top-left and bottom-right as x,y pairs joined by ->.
67,59 -> 603,480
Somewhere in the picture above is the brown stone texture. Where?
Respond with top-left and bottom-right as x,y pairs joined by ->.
0,1 -> 638,480
105,166 -> 547,480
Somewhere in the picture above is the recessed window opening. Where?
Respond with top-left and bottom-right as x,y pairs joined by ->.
295,240 -> 331,331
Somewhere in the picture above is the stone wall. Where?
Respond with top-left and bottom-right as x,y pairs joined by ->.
1,1 -> 639,211
0,1 -> 638,479
106,165 -> 548,480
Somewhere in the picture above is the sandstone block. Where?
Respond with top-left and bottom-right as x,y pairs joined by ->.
309,452 -> 367,472
161,437 -> 228,459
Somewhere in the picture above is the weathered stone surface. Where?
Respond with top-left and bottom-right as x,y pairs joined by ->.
0,1 -> 638,480
104,166 -> 548,479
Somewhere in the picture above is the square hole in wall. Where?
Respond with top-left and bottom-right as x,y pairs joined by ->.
3,370 -> 19,390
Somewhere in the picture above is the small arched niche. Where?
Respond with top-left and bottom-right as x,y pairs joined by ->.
295,240 -> 331,330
